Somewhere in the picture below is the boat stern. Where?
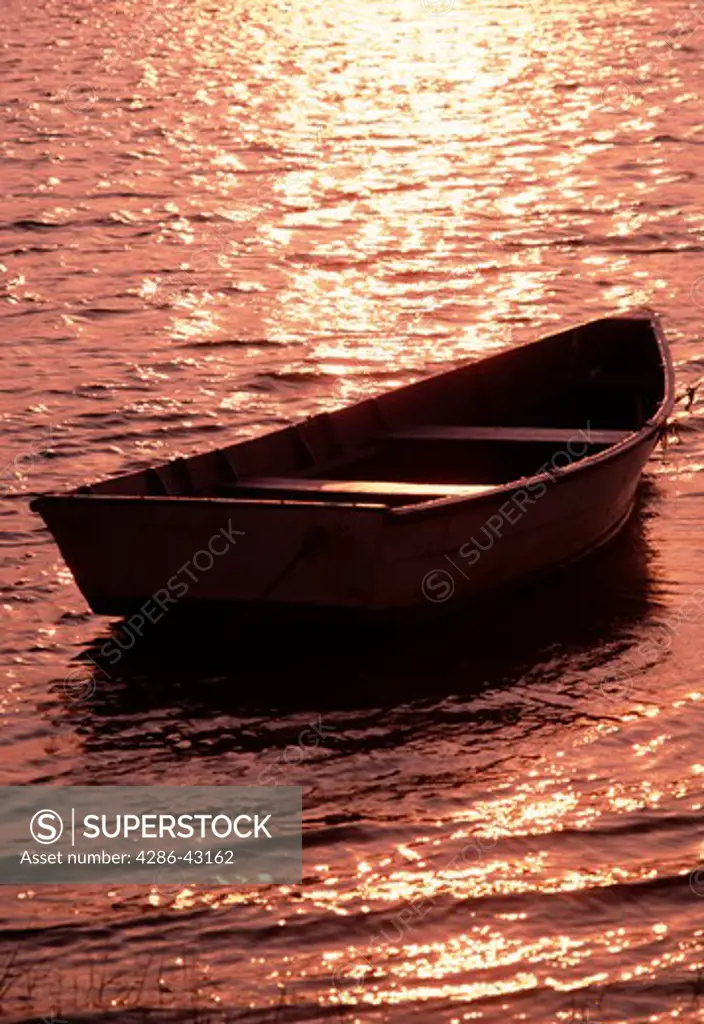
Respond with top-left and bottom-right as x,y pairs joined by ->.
30,492 -> 389,614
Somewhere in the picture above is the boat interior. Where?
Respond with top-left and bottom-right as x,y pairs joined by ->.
84,317 -> 668,509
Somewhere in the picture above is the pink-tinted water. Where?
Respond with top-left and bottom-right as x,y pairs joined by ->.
2,0 -> 704,1020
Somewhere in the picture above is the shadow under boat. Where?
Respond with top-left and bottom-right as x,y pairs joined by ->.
64,482 -> 664,720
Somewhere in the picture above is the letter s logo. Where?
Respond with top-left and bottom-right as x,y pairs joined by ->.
421,569 -> 455,603
30,809 -> 64,845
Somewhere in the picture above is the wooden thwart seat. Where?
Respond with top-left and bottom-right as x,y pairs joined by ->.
217,477 -> 494,505
384,425 -> 633,444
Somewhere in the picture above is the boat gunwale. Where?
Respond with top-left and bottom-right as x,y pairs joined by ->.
29,492 -> 393,514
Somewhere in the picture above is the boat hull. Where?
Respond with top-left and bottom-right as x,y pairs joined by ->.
378,428 -> 657,607
35,495 -> 387,614
34,426 -> 659,615
31,312 -> 674,615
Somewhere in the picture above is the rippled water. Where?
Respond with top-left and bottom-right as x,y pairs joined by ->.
2,0 -> 704,1020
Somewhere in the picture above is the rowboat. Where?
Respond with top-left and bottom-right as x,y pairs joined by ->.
31,312 -> 674,615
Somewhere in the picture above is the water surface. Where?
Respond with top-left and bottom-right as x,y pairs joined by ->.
2,0 -> 704,1020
